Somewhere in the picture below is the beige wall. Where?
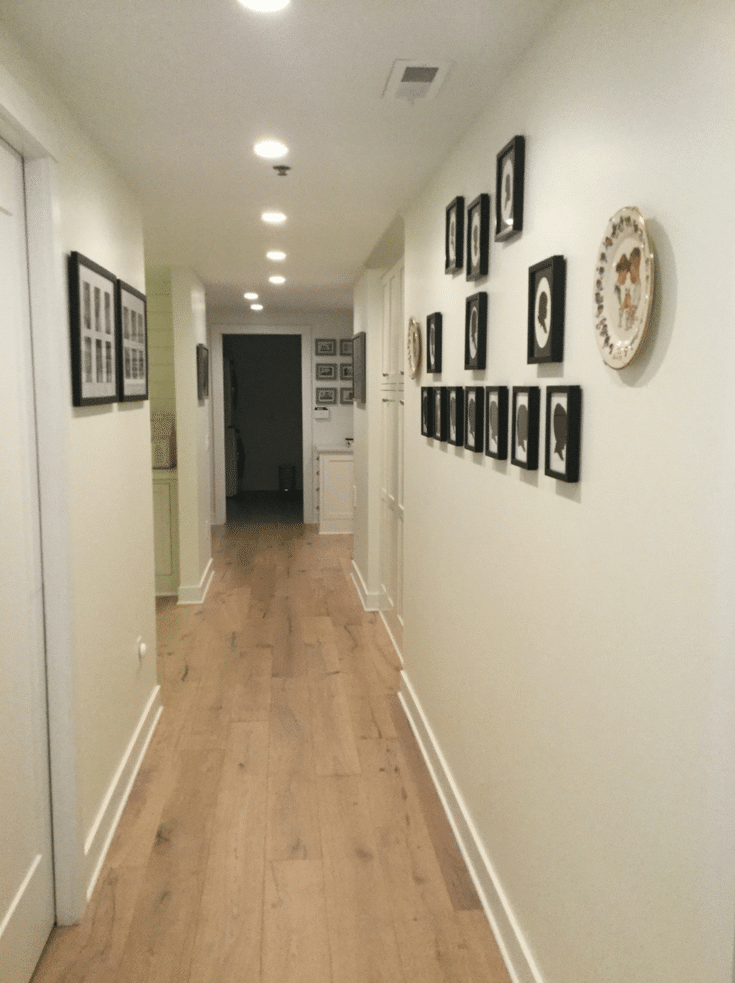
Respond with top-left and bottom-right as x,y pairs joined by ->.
0,26 -> 158,916
396,1 -> 735,981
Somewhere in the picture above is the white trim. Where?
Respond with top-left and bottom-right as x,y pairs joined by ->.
83,686 -> 162,901
399,672 -> 545,983
209,323 -> 315,525
350,560 -> 381,610
178,555 -> 214,605
380,610 -> 403,665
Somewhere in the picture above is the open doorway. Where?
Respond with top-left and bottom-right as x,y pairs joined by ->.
222,333 -> 303,524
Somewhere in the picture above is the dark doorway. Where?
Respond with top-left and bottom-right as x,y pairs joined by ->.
222,334 -> 303,524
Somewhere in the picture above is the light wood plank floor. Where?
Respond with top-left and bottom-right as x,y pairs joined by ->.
32,522 -> 511,983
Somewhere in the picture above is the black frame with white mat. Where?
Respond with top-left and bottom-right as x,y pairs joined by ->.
485,386 -> 509,460
466,193 -> 490,281
464,386 -> 484,452
528,255 -> 566,363
545,385 -> 581,482
511,385 -> 540,470
447,386 -> 465,447
495,136 -> 525,241
68,251 -> 119,406
445,196 -> 465,274
465,292 -> 488,370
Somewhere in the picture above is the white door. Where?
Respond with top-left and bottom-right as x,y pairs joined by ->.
0,138 -> 55,983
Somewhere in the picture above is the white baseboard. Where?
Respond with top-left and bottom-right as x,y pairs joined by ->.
380,611 -> 403,665
83,685 -> 162,902
350,560 -> 381,611
178,556 -> 214,605
399,672 -> 544,983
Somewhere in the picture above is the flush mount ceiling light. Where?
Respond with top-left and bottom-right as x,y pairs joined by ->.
269,275 -> 286,284
243,292 -> 258,300
250,303 -> 264,311
262,211 -> 286,224
239,0 -> 289,10
254,140 -> 288,159
266,251 -> 286,261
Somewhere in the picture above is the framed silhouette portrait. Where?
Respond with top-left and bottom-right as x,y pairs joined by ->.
464,386 -> 484,452
528,255 -> 566,363
421,386 -> 434,436
465,292 -> 487,370
426,312 -> 442,373
434,386 -> 448,441
447,386 -> 464,446
466,193 -> 490,281
495,136 -> 525,241
511,386 -> 540,470
485,386 -> 509,460
445,196 -> 465,274
545,386 -> 581,482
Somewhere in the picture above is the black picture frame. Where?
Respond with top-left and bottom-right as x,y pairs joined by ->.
316,387 -> 337,405
316,362 -> 337,380
511,386 -> 540,469
464,386 -> 484,452
340,387 -> 354,405
485,386 -> 509,460
340,338 -> 353,357
116,280 -> 148,402
426,313 -> 442,373
465,292 -> 488,370
447,386 -> 465,446
196,343 -> 209,400
421,387 -> 434,436
528,256 -> 566,363
495,136 -> 525,241
545,386 -> 581,482
466,193 -> 490,281
434,386 -> 448,441
315,338 -> 337,356
445,196 -> 465,274
68,251 -> 119,406
353,332 -> 366,404
340,362 -> 353,380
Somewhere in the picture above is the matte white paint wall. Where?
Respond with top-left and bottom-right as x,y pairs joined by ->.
399,2 -> 735,981
0,27 -> 158,915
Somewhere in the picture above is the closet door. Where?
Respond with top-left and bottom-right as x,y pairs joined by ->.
0,138 -> 55,983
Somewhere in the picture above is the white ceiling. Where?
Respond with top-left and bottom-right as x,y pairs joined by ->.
1,0 -> 563,314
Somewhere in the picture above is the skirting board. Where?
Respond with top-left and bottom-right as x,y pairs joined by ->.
399,672 -> 545,983
82,685 -> 162,905
178,556 -> 214,605
350,560 -> 381,611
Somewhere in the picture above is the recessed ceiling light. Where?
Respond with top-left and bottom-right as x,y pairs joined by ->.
250,303 -> 264,311
243,292 -> 259,300
266,251 -> 286,261
269,275 -> 286,285
254,140 -> 288,159
239,0 -> 289,11
262,211 -> 286,224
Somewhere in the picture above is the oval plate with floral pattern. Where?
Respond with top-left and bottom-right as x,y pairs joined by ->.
593,206 -> 654,369
406,317 -> 421,378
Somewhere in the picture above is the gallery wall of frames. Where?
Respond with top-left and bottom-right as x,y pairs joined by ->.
422,132 -> 654,485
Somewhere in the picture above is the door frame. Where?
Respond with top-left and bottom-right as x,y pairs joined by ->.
210,324 -> 315,525
0,116 -> 85,922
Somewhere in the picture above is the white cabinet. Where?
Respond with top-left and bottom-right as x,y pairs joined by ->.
152,470 -> 179,595
317,449 -> 354,534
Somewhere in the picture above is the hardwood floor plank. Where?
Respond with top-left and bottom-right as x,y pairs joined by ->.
263,860 -> 331,983
308,671 -> 362,777
358,738 -> 454,921
267,773 -> 321,861
187,722 -> 269,983
388,694 -> 482,912
394,913 -> 506,983
268,676 -> 315,776
317,775 -> 406,983
112,749 -> 224,983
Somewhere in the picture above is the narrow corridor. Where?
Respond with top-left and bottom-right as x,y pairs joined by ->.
32,522 -> 510,983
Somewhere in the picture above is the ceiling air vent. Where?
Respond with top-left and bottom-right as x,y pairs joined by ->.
383,60 -> 451,103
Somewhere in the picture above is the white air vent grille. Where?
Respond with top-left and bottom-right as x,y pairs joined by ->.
383,60 -> 451,102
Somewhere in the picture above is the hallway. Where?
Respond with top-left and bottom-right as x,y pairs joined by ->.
31,522 -> 510,983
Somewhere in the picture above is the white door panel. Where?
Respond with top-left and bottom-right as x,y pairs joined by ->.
0,138 -> 55,983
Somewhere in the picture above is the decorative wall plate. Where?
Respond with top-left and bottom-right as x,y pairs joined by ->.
593,206 -> 654,368
407,317 -> 421,378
